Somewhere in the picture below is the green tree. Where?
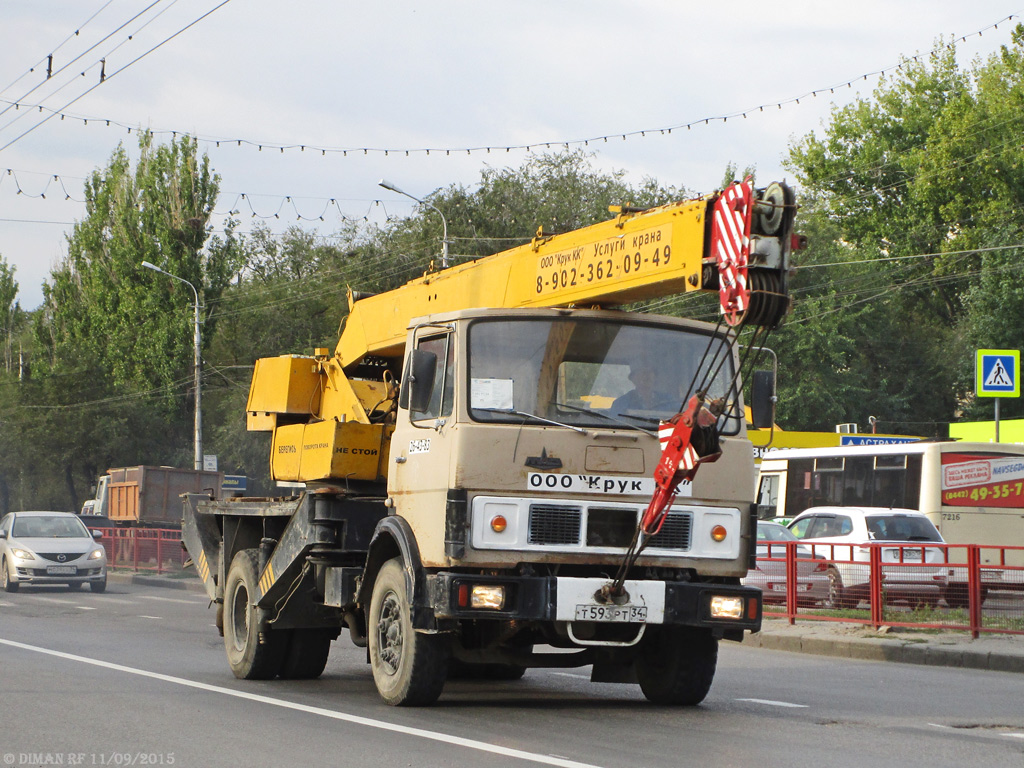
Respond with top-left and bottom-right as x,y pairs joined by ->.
780,32 -> 1024,432
27,132 -> 237,509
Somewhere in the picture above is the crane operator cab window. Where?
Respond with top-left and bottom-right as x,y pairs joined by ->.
467,317 -> 740,434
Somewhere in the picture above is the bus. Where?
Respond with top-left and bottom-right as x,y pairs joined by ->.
756,441 -> 1024,598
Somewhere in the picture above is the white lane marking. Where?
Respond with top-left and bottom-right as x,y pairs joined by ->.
137,595 -> 203,605
549,672 -> 589,680
138,615 -> 162,620
1003,734 -> 1024,740
91,597 -> 135,605
736,698 -> 808,709
0,638 -> 606,768
76,606 -> 97,611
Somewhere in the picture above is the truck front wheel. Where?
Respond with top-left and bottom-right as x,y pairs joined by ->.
368,558 -> 448,706
635,626 -> 718,705
224,549 -> 286,680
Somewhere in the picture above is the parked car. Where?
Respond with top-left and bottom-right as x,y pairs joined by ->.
0,511 -> 108,593
786,507 -> 947,608
743,521 -> 830,605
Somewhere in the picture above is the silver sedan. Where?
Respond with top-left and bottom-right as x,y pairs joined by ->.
0,511 -> 108,592
743,521 -> 831,606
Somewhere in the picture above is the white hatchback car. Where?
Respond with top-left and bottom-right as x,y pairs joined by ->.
786,506 -> 947,608
0,511 -> 108,592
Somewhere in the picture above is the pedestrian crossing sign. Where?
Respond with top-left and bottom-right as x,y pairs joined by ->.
976,349 -> 1020,398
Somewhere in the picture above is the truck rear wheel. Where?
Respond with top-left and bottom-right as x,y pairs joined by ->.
280,629 -> 333,679
368,558 -> 448,706
224,549 -> 286,680
635,626 -> 717,706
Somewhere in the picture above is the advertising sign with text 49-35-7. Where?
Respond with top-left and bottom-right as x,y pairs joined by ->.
941,453 -> 1024,507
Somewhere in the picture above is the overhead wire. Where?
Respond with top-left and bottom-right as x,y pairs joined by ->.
0,0 -> 234,154
0,0 -> 117,96
0,0 -> 172,127
0,12 -> 1015,160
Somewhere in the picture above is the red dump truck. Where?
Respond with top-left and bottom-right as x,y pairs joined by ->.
81,466 -> 223,526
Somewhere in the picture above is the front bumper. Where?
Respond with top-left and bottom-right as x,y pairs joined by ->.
426,572 -> 762,635
12,561 -> 106,584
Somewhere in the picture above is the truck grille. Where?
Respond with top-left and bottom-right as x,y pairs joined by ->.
651,514 -> 692,550
529,504 -> 582,545
527,503 -> 692,550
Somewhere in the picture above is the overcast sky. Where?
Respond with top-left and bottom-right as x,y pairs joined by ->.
1,1 -> 1020,309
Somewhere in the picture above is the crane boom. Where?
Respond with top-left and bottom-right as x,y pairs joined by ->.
245,179 -> 796,484
336,180 -> 794,367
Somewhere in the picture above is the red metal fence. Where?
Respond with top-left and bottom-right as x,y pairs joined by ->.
753,542 -> 1024,638
93,527 -> 186,574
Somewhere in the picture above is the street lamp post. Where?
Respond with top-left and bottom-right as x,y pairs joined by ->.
378,179 -> 449,268
141,260 -> 203,471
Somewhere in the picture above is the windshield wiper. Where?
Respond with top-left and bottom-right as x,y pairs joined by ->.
475,407 -> 589,435
552,401 -> 656,436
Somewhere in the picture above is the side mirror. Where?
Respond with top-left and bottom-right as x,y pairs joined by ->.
92,529 -> 103,540
750,369 -> 776,430
399,349 -> 437,413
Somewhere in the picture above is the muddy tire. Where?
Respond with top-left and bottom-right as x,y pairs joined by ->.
280,629 -> 333,680
368,558 -> 448,706
635,626 -> 717,706
1,557 -> 18,593
223,549 -> 286,679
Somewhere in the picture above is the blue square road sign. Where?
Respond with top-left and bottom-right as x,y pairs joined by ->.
976,349 -> 1020,398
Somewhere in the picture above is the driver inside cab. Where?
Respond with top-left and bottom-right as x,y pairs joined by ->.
611,363 -> 678,414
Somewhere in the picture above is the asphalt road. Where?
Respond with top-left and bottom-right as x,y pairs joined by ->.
1,581 -> 1023,768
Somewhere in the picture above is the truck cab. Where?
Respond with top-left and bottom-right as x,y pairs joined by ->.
392,307 -> 756,576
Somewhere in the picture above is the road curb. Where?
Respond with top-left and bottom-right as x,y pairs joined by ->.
108,571 -> 205,593
748,626 -> 1024,674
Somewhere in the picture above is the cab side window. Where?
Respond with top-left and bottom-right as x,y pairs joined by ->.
411,334 -> 454,422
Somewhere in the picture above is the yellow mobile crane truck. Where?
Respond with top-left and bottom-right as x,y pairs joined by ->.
182,178 -> 799,706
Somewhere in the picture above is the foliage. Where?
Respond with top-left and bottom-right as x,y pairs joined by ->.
2,133 -> 236,513
782,28 -> 1024,430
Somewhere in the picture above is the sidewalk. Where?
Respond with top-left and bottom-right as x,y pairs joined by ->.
109,570 -> 1024,674
749,618 -> 1024,674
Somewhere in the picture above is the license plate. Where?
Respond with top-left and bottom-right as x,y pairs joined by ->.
46,565 -> 77,575
886,550 -> 922,562
574,604 -> 647,622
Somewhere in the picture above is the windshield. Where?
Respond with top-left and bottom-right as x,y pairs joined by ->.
12,515 -> 90,539
866,514 -> 942,542
467,317 -> 739,432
